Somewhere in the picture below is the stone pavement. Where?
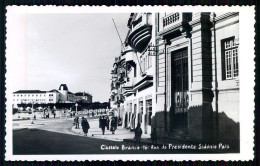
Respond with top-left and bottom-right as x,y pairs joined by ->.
71,118 -> 150,142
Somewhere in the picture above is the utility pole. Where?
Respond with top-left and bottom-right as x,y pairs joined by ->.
112,19 -> 124,50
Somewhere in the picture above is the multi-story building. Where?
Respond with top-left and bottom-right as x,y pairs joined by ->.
110,13 -> 156,135
155,12 -> 239,144
110,12 -> 239,145
13,84 -> 93,107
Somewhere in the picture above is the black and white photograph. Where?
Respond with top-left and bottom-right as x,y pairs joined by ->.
5,6 -> 254,161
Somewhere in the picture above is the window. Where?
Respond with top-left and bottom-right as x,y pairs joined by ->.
138,101 -> 143,123
13,95 -> 15,97
221,37 -> 239,80
146,99 -> 152,126
49,94 -> 53,96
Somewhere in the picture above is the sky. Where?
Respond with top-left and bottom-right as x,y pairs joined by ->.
6,12 -> 130,102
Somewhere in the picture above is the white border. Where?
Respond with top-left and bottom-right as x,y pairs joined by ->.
5,6 -> 255,161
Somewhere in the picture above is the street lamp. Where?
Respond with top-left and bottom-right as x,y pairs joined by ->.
75,103 -> 78,115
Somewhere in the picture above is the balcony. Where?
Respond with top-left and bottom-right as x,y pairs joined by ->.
159,13 -> 192,36
128,13 -> 152,53
122,81 -> 135,97
122,46 -> 135,65
133,75 -> 153,91
111,88 -> 117,95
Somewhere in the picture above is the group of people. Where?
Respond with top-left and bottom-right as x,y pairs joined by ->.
99,116 -> 118,135
73,115 -> 158,146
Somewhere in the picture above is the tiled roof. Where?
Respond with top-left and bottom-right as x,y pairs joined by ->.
48,89 -> 60,93
13,90 -> 46,94
68,91 -> 74,95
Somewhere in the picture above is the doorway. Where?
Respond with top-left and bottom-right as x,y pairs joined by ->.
171,48 -> 189,129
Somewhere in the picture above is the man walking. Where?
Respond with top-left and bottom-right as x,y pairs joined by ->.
75,116 -> 79,129
134,123 -> 142,146
101,116 -> 106,135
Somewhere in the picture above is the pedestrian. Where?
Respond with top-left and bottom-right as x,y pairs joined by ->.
110,116 -> 117,134
75,116 -> 79,129
106,116 -> 110,130
53,111 -> 56,118
43,109 -> 46,119
151,128 -> 157,145
81,117 -> 90,136
134,123 -> 142,146
99,116 -> 102,129
101,116 -> 106,135
33,114 -> 36,120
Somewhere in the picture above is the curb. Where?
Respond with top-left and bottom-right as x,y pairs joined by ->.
13,128 -> 28,132
91,134 -> 123,142
71,126 -> 127,142
123,138 -> 155,146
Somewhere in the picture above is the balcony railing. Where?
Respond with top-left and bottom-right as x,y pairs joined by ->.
162,13 -> 192,30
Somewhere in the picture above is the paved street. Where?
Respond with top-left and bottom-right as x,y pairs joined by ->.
13,117 -> 172,154
13,116 -> 236,154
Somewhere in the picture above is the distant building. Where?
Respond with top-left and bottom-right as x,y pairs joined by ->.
12,84 -> 93,107
75,92 -> 93,103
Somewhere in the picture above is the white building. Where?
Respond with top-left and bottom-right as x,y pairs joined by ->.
12,84 -> 92,108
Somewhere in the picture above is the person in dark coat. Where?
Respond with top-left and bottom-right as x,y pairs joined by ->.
134,123 -> 142,146
110,116 -> 117,134
99,116 -> 102,128
81,117 -> 90,136
151,128 -> 157,145
106,116 -> 110,130
75,117 -> 79,129
101,116 -> 106,135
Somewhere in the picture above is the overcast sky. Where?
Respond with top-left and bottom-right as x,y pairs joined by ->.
6,12 -> 130,102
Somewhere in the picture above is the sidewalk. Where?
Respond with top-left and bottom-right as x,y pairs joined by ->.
13,117 -> 64,130
71,118 -> 150,142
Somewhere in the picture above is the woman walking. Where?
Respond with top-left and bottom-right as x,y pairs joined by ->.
81,117 -> 90,136
110,116 -> 117,134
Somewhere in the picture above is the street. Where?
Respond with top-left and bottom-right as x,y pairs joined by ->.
13,116 -> 237,154
13,117 -> 172,154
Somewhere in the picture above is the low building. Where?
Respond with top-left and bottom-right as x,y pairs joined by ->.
12,84 -> 93,107
75,92 -> 93,103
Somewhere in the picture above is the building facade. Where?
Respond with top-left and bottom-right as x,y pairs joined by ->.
110,12 -> 239,145
13,84 -> 93,107
110,13 -> 156,135
155,12 -> 239,144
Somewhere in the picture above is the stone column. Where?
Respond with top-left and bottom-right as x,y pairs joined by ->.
188,12 -> 214,142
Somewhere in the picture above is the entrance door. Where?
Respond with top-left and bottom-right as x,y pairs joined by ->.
171,48 -> 189,129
